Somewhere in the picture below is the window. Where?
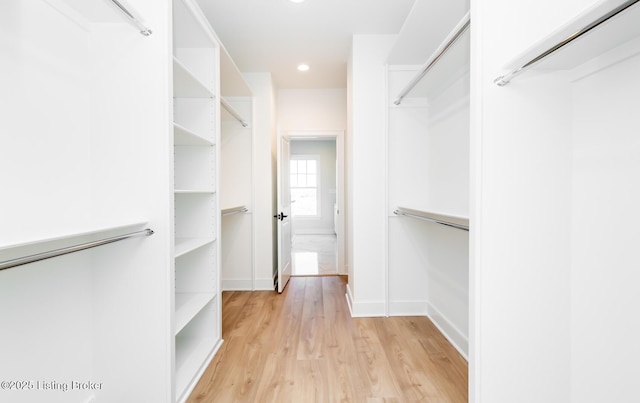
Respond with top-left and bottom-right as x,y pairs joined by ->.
290,156 -> 320,217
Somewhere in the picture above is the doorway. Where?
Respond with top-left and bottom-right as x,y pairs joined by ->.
286,130 -> 345,277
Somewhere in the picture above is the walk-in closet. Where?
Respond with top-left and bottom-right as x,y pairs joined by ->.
0,0 -> 238,401
386,0 -> 470,357
3,0 -> 640,402
472,0 -> 640,401
219,50 -> 255,291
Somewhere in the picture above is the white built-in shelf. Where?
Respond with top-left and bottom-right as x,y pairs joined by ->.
387,0 -> 468,65
175,237 -> 216,258
394,206 -> 469,231
404,28 -> 469,100
220,97 -> 249,127
0,221 -> 147,252
174,189 -> 215,195
173,0 -> 216,49
173,57 -> 215,99
221,205 -> 248,216
175,292 -> 215,335
393,12 -> 470,104
174,123 -> 213,146
175,333 -> 216,401
500,0 -> 640,77
220,47 -> 253,97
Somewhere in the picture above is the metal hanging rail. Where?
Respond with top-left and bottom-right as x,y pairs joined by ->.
0,229 -> 154,271
394,207 -> 469,231
221,206 -> 249,216
109,0 -> 153,36
221,98 -> 249,128
393,11 -> 471,105
494,0 -> 639,86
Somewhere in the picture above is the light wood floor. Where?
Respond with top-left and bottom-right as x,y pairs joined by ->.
188,276 -> 467,402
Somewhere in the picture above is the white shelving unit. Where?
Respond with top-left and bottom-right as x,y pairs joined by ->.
473,0 -> 640,400
172,0 -> 222,401
385,0 -> 471,358
1,1 -> 175,402
218,47 -> 256,291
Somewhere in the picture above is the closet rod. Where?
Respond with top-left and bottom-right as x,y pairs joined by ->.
393,11 -> 470,105
494,0 -> 639,86
221,206 -> 249,216
394,208 -> 469,231
0,229 -> 154,272
222,206 -> 249,217
109,0 -> 153,36
221,98 -> 249,127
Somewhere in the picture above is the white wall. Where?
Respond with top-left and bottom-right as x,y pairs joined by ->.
243,72 -> 278,290
0,1 -> 173,402
347,35 -> 397,316
569,37 -> 640,403
470,0 -> 636,402
290,140 -> 337,234
277,88 -> 347,130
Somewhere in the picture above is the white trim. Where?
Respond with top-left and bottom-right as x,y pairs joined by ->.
254,278 -> 275,291
221,279 -> 253,291
290,154 -> 321,218
384,63 -> 390,317
345,286 -> 354,316
426,302 -> 469,360
388,300 -> 428,316
293,228 -> 336,235
345,286 -> 386,317
285,129 -> 346,276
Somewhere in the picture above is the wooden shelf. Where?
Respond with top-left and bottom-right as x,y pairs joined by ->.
175,292 -> 215,334
173,57 -> 215,99
174,123 -> 214,146
175,237 -> 216,258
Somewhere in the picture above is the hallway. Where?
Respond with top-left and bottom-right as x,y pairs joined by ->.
187,276 -> 467,402
291,234 -> 338,276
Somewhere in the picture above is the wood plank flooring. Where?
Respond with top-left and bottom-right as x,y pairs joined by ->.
187,276 -> 467,402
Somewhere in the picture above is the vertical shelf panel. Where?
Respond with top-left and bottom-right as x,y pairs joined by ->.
172,0 -> 221,401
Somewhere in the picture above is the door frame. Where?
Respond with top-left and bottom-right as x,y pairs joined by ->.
286,130 -> 346,275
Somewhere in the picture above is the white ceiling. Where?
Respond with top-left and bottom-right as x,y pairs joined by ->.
196,0 -> 417,89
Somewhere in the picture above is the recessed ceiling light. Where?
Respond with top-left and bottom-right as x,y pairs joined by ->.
290,0 -> 305,3
297,64 -> 310,72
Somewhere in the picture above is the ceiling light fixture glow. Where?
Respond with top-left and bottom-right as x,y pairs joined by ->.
289,0 -> 305,3
297,64 -> 310,72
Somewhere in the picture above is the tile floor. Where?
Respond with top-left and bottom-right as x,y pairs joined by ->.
291,234 -> 337,276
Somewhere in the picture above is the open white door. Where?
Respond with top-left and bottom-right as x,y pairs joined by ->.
276,135 -> 292,293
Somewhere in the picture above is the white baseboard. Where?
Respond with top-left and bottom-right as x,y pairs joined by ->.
222,278 -> 276,291
294,228 -> 336,235
426,303 -> 468,360
345,286 -> 385,317
255,278 -> 275,291
221,279 -> 252,291
388,300 -> 428,316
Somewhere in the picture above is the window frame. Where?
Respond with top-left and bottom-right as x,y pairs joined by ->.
289,154 -> 321,219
